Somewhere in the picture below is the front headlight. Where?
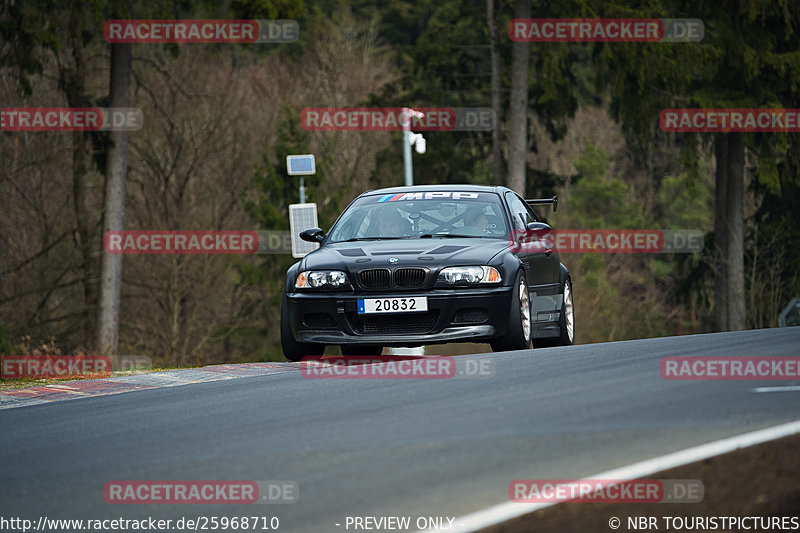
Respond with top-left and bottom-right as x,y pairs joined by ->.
296,270 -> 351,289
438,266 -> 501,285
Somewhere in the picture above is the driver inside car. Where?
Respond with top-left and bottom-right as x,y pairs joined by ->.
377,207 -> 411,237
462,206 -> 490,234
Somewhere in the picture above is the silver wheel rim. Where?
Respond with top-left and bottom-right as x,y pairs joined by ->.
564,281 -> 574,342
519,278 -> 531,341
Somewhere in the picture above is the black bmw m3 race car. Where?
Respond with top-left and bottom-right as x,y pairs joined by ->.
280,184 -> 574,361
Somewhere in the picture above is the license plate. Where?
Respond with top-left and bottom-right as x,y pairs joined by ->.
357,297 -> 428,314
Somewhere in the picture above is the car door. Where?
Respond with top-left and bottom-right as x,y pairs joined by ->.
504,192 -> 559,318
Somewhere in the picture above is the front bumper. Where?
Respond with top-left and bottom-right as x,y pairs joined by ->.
285,286 -> 514,347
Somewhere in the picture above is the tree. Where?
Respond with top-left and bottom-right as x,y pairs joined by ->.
1,1 -> 108,347
487,0 -> 504,185
713,134 -> 728,330
507,0 -> 531,194
597,0 -> 800,331
96,41 -> 131,356
365,0 -> 580,195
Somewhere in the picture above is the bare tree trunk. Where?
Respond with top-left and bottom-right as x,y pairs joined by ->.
62,11 -> 99,348
97,43 -> 132,356
71,133 -> 98,345
726,133 -> 746,330
713,133 -> 728,331
507,0 -> 531,194
487,0 -> 503,186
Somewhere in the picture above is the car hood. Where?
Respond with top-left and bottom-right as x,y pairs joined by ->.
300,238 -> 510,272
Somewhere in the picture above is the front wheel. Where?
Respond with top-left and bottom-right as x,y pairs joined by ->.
490,271 -> 532,352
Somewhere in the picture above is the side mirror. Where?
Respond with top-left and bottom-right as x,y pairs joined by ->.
525,222 -> 551,239
525,222 -> 553,253
526,222 -> 551,232
299,227 -> 325,243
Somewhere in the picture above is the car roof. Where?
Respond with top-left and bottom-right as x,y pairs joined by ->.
358,184 -> 515,197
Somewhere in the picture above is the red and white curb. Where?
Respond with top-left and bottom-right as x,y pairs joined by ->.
0,362 -> 297,410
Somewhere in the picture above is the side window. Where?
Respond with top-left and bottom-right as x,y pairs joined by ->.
505,192 -> 534,230
524,202 -> 539,223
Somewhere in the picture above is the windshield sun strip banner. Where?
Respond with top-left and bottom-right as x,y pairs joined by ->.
371,192 -> 494,203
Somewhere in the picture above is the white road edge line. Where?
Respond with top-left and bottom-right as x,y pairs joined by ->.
753,385 -> 800,393
417,419 -> 800,533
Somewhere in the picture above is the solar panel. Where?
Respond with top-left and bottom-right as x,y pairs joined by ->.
286,154 -> 316,175
289,203 -> 320,258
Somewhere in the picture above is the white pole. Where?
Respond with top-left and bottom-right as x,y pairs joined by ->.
396,109 -> 424,356
402,107 -> 413,186
299,176 -> 305,204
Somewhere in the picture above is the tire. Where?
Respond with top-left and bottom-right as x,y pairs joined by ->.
490,270 -> 533,352
537,277 -> 574,347
281,295 -> 325,361
341,345 -> 384,356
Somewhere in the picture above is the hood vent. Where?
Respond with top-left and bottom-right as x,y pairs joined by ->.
338,248 -> 366,257
371,250 -> 422,255
426,245 -> 467,255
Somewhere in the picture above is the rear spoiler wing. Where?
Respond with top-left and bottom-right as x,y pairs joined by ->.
525,196 -> 558,212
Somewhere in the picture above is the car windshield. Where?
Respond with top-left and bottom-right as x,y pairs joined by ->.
327,192 -> 509,242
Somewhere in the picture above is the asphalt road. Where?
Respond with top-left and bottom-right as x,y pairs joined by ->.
1,328 -> 799,532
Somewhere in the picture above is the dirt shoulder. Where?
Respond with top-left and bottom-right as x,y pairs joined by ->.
483,433 -> 800,532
